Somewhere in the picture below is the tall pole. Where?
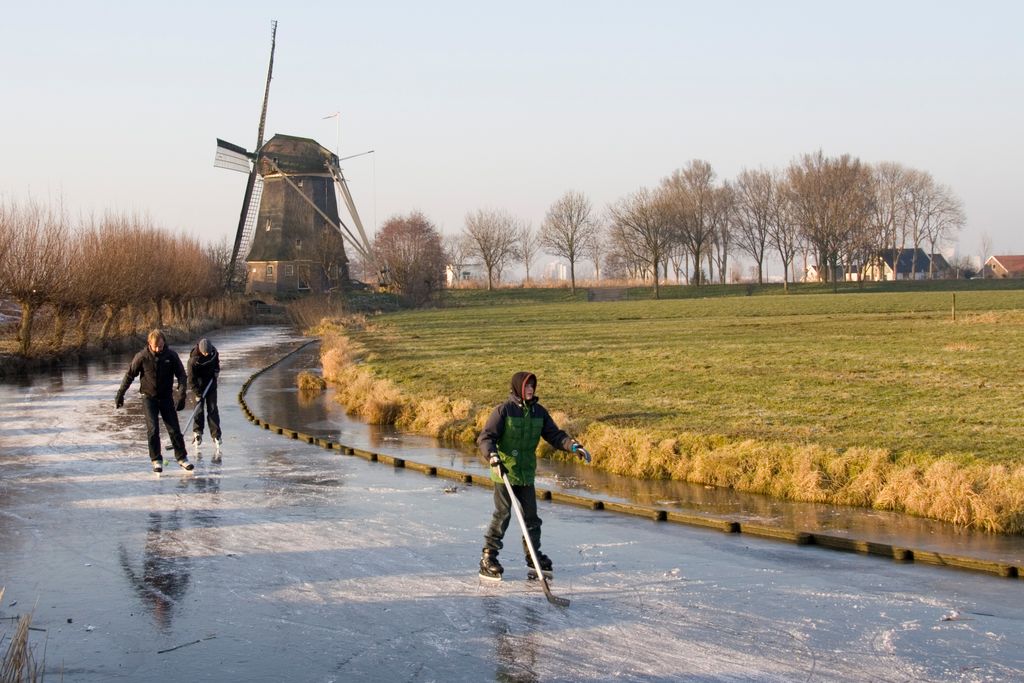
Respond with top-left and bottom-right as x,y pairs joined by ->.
322,112 -> 340,158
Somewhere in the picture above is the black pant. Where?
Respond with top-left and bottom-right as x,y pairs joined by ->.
483,483 -> 542,556
193,383 -> 221,440
143,395 -> 186,461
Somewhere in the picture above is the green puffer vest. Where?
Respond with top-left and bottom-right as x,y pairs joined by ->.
492,406 -> 544,485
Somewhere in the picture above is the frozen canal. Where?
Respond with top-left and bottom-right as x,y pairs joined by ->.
1,327 -> 1022,682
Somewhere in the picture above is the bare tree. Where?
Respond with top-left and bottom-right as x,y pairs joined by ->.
373,211 -> 446,306
540,191 -> 597,294
0,198 -> 74,354
709,182 -> 735,284
516,222 -> 542,285
584,222 -> 607,282
608,188 -> 672,299
922,183 -> 965,278
463,208 -> 518,290
868,162 -> 912,281
666,240 -> 690,284
733,169 -> 775,284
979,232 -> 993,278
948,254 -> 977,279
661,160 -> 718,286
605,210 -> 647,281
787,151 -> 873,288
902,169 -> 936,277
203,237 -> 234,293
767,172 -> 800,290
0,201 -> 13,268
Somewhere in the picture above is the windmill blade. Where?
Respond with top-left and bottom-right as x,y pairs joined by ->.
225,167 -> 263,288
214,139 -> 252,173
255,20 -> 277,150
328,160 -> 373,257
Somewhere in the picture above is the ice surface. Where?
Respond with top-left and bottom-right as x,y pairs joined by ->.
1,327 -> 1022,681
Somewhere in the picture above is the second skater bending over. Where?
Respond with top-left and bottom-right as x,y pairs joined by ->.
187,338 -> 222,449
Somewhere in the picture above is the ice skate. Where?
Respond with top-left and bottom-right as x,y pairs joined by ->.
479,549 -> 504,582
526,551 -> 553,581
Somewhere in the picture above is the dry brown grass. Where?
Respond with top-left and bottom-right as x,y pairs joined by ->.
315,319 -> 1024,533
297,371 -> 327,394
399,396 -> 476,439
566,422 -> 1024,533
1,595 -> 44,683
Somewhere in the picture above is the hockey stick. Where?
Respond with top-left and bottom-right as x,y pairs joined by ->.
165,381 -> 213,450
501,472 -> 570,607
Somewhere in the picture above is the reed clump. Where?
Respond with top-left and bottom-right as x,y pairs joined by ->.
1,590 -> 45,683
297,370 -> 327,394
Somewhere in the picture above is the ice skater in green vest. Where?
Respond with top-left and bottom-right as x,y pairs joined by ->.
477,371 -> 590,581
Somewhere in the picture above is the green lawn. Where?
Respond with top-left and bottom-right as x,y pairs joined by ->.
350,286 -> 1024,464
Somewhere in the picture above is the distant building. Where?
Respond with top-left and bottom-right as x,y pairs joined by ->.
984,255 -> 1024,279
445,262 -> 484,287
805,264 -> 859,283
862,248 -> 950,281
544,262 -> 568,281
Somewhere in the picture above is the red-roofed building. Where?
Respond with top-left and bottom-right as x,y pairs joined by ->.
984,255 -> 1024,278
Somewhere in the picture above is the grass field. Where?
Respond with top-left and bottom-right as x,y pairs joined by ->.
318,283 -> 1024,532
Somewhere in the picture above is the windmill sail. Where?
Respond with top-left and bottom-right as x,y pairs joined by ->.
214,139 -> 252,173
232,175 -> 263,276
220,20 -> 278,290
328,160 -> 373,257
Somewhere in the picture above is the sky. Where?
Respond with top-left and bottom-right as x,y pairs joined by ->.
2,1 -> 1021,275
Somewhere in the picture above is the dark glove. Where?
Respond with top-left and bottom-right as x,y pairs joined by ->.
488,452 -> 507,475
571,442 -> 591,464
115,393 -> 124,409
175,392 -> 186,411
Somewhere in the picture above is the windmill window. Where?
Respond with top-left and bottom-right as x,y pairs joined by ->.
284,264 -> 294,276
295,239 -> 302,249
266,264 -> 274,277
265,219 -> 272,231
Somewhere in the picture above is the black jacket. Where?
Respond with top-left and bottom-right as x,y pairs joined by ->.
187,344 -> 220,395
117,346 -> 186,400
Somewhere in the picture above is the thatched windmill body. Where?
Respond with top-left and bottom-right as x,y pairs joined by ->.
214,21 -> 372,295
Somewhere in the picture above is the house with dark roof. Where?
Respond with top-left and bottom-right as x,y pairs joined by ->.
862,248 -> 950,281
984,255 -> 1024,278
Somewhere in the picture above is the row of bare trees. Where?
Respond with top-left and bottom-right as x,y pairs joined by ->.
0,198 -> 228,355
446,152 -> 965,297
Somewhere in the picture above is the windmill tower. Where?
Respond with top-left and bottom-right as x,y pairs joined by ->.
214,21 -> 372,294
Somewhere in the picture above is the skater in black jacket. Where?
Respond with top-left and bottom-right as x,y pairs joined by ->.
115,329 -> 193,472
186,338 -> 222,450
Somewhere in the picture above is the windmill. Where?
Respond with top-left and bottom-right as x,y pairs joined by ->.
214,21 -> 373,294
